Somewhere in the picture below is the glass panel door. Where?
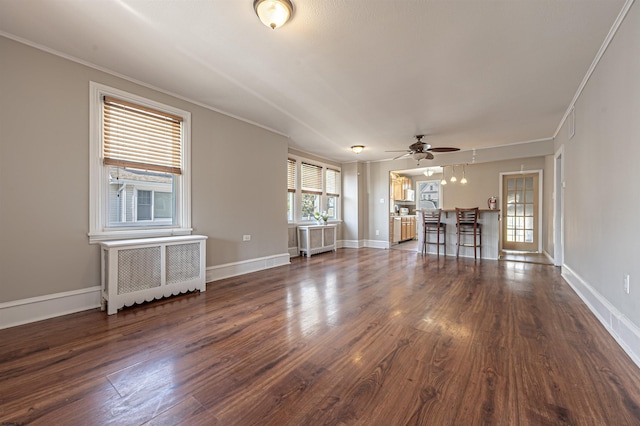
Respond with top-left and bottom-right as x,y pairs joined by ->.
502,173 -> 538,251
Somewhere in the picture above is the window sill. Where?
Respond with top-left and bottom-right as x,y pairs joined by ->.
288,220 -> 342,227
88,227 -> 193,244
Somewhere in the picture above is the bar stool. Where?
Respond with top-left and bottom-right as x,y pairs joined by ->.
421,209 -> 446,256
456,207 -> 481,259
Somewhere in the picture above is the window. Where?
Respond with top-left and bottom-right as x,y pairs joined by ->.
136,190 -> 153,221
301,163 -> 322,220
287,156 -> 341,222
287,158 -> 296,221
89,82 -> 191,242
326,168 -> 340,219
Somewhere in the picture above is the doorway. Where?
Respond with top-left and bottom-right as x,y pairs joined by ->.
501,172 -> 541,252
554,147 -> 564,266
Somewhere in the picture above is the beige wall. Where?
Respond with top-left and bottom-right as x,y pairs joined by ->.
438,157 -> 546,211
554,1 -> 640,326
366,147 -> 553,245
0,36 -> 289,302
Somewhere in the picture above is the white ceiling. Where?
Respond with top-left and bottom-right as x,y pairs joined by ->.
0,0 -> 626,163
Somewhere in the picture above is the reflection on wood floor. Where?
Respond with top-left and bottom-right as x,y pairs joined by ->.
390,239 -> 419,251
392,243 -> 555,267
1,248 -> 638,424
499,250 -> 555,265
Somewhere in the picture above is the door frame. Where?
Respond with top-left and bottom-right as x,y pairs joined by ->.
499,169 -> 544,252
553,146 -> 565,266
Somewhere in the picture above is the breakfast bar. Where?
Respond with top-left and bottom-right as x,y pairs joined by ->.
416,209 -> 501,259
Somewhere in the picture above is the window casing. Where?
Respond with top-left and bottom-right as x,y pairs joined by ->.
89,82 -> 191,242
287,158 -> 296,221
287,155 -> 341,223
326,168 -> 341,220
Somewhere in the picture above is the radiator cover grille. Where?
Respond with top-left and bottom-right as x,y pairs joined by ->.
167,243 -> 200,284
118,246 -> 162,294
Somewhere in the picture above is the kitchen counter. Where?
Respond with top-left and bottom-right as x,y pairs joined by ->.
416,209 -> 501,259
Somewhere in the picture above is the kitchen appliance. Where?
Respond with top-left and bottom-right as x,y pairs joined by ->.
403,189 -> 415,201
399,207 -> 409,215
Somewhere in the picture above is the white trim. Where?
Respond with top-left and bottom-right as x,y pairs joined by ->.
568,106 -> 576,139
562,265 -> 640,369
499,169 -> 544,252
206,253 -> 291,282
289,246 -> 300,257
340,239 -> 366,249
365,239 -> 390,250
0,287 -> 101,330
553,145 -> 565,266
88,82 -> 192,244
553,0 -> 636,139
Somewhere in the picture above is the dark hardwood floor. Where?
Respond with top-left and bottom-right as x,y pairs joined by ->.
2,248 -> 640,425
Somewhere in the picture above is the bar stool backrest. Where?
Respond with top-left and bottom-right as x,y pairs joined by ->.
456,207 -> 479,227
422,209 -> 442,225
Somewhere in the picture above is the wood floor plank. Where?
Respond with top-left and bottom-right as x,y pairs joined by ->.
2,248 -> 640,425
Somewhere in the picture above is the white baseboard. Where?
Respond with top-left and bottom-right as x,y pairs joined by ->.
365,239 -> 389,249
340,239 -> 365,249
0,286 -> 102,330
543,250 -> 555,264
206,253 -> 291,282
562,264 -> 640,368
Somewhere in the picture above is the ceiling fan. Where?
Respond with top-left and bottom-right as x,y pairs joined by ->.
387,135 -> 460,162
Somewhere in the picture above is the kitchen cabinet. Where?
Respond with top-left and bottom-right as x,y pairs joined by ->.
394,215 -> 416,242
390,174 -> 412,203
401,216 -> 416,240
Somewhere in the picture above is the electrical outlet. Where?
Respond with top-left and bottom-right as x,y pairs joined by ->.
243,235 -> 251,241
624,274 -> 630,294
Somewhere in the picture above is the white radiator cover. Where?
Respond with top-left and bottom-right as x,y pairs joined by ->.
100,235 -> 207,314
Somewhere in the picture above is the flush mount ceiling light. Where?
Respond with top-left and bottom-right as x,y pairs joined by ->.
351,145 -> 365,154
253,0 -> 294,29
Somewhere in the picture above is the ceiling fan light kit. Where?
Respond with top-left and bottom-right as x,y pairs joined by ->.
386,135 -> 460,164
253,0 -> 293,29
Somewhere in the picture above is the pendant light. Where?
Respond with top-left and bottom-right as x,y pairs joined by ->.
450,165 -> 457,183
440,167 -> 447,185
254,0 -> 294,29
460,165 -> 468,184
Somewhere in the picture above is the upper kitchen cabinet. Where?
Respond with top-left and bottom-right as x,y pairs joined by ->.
390,173 -> 414,203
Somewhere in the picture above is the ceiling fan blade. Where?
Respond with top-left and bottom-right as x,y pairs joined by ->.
392,152 -> 411,160
385,150 -> 411,153
429,147 -> 460,153
426,152 -> 435,160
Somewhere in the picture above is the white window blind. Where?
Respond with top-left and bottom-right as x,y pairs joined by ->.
301,163 -> 322,194
326,168 -> 341,197
287,158 -> 296,193
103,96 -> 183,175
